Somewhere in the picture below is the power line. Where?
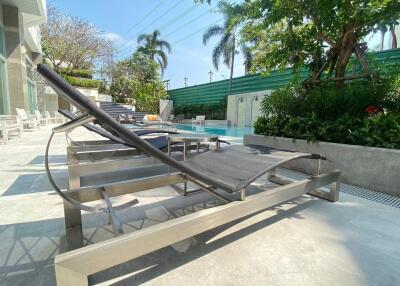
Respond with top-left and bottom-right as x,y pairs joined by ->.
160,5 -> 198,32
171,18 -> 224,46
133,0 -> 183,40
117,0 -> 184,56
118,8 -> 215,58
163,10 -> 210,39
118,17 -> 223,59
117,7 -> 221,59
117,0 -> 167,49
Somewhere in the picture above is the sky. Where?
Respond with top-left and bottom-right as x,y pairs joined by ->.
49,0 -> 392,90
50,0 -> 245,90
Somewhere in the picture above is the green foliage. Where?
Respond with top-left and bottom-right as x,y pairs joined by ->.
239,0 -> 400,81
174,98 -> 227,120
137,29 -> 171,75
135,81 -> 167,114
255,68 -> 400,149
254,113 -> 400,149
63,75 -> 101,89
60,68 -> 93,79
108,51 -> 166,113
261,75 -> 400,120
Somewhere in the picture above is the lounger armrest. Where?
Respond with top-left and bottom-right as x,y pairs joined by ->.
218,139 -> 231,145
307,154 -> 327,160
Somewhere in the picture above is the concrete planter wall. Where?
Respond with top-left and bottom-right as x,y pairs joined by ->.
180,119 -> 230,126
244,134 -> 400,196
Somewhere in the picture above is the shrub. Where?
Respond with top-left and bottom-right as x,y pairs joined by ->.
255,67 -> 400,149
174,98 -> 227,120
254,113 -> 400,149
63,75 -> 101,89
261,78 -> 393,120
60,68 -> 93,79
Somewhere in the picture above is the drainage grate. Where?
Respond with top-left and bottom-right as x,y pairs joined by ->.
276,168 -> 400,209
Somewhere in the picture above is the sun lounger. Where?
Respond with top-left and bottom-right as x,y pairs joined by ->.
142,114 -> 176,129
58,109 -> 185,164
173,114 -> 184,123
0,115 -> 23,144
37,64 -> 340,286
34,110 -> 49,125
16,108 -> 39,130
44,111 -> 61,124
58,109 -> 223,164
192,115 -> 205,125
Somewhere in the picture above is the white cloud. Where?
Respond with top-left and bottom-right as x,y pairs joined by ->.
103,32 -> 123,43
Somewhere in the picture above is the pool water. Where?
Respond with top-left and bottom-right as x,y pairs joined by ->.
175,124 -> 253,137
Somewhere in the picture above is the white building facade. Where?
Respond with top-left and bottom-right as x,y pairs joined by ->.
0,0 -> 46,115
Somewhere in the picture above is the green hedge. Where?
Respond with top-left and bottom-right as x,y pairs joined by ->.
60,68 -> 93,79
174,104 -> 226,120
254,113 -> 400,149
254,68 -> 400,149
174,98 -> 227,120
63,75 -> 101,89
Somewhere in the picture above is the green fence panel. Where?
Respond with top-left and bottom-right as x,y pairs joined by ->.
168,48 -> 400,107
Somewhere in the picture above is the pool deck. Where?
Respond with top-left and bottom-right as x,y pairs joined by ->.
0,125 -> 400,286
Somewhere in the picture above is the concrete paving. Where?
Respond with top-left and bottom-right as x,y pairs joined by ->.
0,125 -> 399,286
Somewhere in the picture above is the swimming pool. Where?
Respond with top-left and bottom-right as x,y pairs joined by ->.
175,124 -> 253,137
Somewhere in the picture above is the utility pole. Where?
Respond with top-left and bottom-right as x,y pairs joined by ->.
208,70 -> 213,83
163,79 -> 170,90
184,77 -> 188,87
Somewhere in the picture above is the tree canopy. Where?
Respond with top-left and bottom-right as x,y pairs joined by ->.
105,52 -> 166,113
137,30 -> 172,76
237,0 -> 400,85
41,5 -> 113,73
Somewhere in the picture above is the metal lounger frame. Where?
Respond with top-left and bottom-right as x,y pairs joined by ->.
56,170 -> 339,286
37,64 -> 341,286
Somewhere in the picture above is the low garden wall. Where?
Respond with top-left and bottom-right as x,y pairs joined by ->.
244,134 -> 400,196
180,119 -> 230,126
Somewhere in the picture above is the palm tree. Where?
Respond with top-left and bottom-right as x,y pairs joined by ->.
202,3 -> 251,95
137,29 -> 171,76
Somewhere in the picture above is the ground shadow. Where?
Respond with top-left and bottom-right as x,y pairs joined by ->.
0,187 -> 313,286
1,170 -> 67,196
28,155 -> 67,165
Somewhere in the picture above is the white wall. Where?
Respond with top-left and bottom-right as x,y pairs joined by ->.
97,93 -> 112,102
227,90 -> 272,127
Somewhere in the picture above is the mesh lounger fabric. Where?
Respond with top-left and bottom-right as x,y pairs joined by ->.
37,64 -> 318,194
58,109 -> 174,149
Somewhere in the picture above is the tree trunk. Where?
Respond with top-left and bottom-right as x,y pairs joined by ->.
390,26 -> 397,49
228,38 -> 235,96
335,31 -> 356,87
380,30 -> 385,51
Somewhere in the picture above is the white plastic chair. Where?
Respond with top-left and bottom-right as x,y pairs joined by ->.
192,115 -> 205,125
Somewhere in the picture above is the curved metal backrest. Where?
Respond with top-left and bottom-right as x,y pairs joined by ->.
59,109 -> 178,140
58,109 -> 127,145
37,64 -> 232,190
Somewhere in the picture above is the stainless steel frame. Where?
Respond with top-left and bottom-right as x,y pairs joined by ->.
55,170 -> 340,286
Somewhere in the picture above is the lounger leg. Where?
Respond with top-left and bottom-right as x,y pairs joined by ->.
308,180 -> 340,202
100,188 -> 123,234
63,202 -> 84,251
55,264 -> 88,286
1,124 -> 7,144
238,189 -> 246,201
268,169 -> 341,202
268,168 -> 276,181
183,142 -> 188,195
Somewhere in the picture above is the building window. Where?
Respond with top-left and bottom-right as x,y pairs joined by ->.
0,59 -> 9,114
0,25 -> 4,56
27,80 -> 38,113
0,24 -> 8,115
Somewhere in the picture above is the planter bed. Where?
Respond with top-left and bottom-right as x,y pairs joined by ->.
244,134 -> 400,196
